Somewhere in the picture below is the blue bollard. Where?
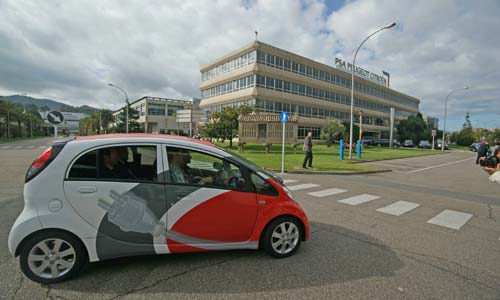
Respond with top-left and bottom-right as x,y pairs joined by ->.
339,139 -> 344,160
357,140 -> 361,159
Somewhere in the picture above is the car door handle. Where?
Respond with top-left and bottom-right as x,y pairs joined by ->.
78,186 -> 97,194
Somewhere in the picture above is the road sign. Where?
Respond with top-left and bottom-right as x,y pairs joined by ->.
47,111 -> 64,125
280,112 -> 289,123
431,130 -> 437,136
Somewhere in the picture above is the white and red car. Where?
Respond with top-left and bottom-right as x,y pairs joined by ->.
8,134 -> 309,283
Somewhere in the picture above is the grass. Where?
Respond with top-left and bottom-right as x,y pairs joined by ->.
215,142 -> 442,172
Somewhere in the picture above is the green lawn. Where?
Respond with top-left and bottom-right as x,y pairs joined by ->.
215,142 -> 442,172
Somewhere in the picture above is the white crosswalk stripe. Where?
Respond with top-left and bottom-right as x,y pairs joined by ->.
376,201 -> 420,216
427,210 -> 473,230
283,179 -> 298,184
27,146 -> 36,149
307,188 -> 347,197
287,183 -> 320,191
338,194 -> 380,206
14,146 -> 22,149
1,146 -> 11,149
38,146 -> 45,148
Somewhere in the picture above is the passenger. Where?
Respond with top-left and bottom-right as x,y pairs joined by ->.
101,147 -> 136,179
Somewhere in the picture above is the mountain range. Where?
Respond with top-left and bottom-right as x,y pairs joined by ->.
0,95 -> 100,115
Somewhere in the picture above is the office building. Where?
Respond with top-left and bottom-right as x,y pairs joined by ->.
199,41 -> 420,139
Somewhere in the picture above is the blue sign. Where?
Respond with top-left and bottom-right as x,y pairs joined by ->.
280,112 -> 289,123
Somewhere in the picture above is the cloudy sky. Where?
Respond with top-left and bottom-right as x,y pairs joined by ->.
0,0 -> 499,130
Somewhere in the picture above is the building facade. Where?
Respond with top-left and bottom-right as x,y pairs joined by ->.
113,96 -> 200,135
199,41 -> 420,139
424,116 -> 439,130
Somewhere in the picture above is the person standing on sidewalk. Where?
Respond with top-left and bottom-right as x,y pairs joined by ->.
476,138 -> 489,165
302,131 -> 313,169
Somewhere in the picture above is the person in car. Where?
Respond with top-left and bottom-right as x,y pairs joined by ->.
168,149 -> 213,185
101,147 -> 136,179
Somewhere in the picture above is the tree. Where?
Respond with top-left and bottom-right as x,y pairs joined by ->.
114,106 -> 141,133
340,121 -> 359,143
320,119 -> 345,147
455,128 -> 475,146
396,113 -> 431,143
462,112 -> 472,130
208,105 -> 253,147
99,109 -> 114,134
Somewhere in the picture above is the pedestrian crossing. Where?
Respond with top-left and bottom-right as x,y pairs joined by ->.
0,145 -> 47,150
283,178 -> 475,232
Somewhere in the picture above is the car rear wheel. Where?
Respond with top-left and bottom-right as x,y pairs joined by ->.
262,217 -> 303,258
20,231 -> 87,284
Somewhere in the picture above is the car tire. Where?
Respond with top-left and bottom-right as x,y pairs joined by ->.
262,216 -> 303,258
19,231 -> 88,284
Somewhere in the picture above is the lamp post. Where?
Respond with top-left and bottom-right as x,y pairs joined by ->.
441,86 -> 469,151
349,22 -> 396,159
108,83 -> 130,133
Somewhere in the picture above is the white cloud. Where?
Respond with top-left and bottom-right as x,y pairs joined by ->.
0,0 -> 499,129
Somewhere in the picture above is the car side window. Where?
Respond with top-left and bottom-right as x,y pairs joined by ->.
166,147 -> 244,190
250,172 -> 278,196
68,150 -> 97,179
67,145 -> 158,182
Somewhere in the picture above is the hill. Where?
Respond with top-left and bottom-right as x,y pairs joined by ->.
0,95 -> 100,114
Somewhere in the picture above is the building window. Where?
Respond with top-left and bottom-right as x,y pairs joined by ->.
298,126 -> 321,139
147,103 -> 165,116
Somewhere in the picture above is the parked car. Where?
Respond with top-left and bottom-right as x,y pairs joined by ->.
8,134 -> 309,283
362,136 -> 376,146
375,139 -> 400,147
418,140 -> 432,149
435,140 -> 449,150
402,140 -> 414,148
469,142 -> 480,152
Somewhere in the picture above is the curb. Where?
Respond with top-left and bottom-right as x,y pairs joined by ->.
266,169 -> 392,175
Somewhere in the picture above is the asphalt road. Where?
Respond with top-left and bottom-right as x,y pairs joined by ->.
1,138 -> 499,300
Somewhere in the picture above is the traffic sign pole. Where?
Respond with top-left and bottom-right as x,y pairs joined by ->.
54,125 -> 57,138
281,122 -> 285,174
280,112 -> 289,174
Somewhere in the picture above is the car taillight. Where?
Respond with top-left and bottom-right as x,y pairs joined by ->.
25,142 -> 66,183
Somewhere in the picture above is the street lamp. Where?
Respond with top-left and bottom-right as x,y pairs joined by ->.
108,83 -> 130,133
349,22 -> 396,159
441,86 -> 469,151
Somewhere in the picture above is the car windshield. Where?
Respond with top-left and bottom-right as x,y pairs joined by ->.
219,146 -> 282,184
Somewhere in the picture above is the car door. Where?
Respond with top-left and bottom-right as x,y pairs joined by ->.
164,146 -> 258,252
63,143 -> 169,260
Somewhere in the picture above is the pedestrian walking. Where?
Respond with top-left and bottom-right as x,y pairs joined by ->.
302,131 -> 313,169
476,138 -> 489,165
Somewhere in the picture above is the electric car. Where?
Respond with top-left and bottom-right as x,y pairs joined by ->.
8,134 -> 309,283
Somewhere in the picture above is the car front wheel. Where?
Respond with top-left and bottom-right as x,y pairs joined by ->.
19,231 -> 87,284
262,217 -> 303,258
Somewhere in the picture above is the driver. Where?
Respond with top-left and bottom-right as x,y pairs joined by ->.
168,149 -> 213,185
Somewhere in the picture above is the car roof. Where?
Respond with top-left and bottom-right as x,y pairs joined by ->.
74,133 -> 216,148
